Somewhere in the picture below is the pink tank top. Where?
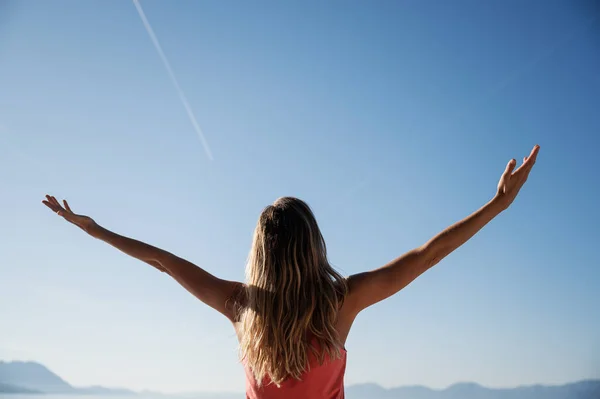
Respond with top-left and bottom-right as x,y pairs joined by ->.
244,343 -> 347,399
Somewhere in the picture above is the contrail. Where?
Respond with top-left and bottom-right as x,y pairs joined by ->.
132,0 -> 214,161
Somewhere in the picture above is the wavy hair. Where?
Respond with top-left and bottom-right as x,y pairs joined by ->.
237,197 -> 348,386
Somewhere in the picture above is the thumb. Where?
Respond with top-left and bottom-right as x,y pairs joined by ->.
502,159 -> 516,179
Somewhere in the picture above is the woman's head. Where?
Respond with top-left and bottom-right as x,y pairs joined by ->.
238,197 -> 348,386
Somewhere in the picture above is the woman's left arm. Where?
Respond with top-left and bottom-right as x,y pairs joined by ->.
43,196 -> 242,322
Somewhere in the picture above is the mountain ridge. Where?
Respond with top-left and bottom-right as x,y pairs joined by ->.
0,360 -> 134,395
0,360 -> 598,398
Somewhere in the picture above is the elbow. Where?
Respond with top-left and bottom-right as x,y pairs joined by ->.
153,250 -> 173,266
148,259 -> 168,273
150,251 -> 175,273
419,244 -> 444,270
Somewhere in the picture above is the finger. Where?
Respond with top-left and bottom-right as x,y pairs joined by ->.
49,197 -> 65,214
523,145 -> 540,171
531,144 -> 540,162
43,198 -> 67,217
42,200 -> 57,211
515,146 -> 540,182
525,145 -> 539,164
529,144 -> 540,157
51,196 -> 66,211
514,145 -> 539,174
523,146 -> 540,177
63,200 -> 73,213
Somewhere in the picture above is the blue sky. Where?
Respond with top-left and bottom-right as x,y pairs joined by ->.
1,0 -> 599,393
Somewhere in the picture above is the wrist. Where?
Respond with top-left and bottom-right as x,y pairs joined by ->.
85,221 -> 102,238
490,194 -> 510,213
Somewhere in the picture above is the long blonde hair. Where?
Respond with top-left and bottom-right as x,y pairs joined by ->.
237,197 -> 348,386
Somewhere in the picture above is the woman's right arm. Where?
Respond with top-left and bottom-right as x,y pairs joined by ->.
87,224 -> 242,321
343,145 -> 540,318
42,196 -> 242,322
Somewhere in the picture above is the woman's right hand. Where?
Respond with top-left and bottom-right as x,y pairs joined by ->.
495,144 -> 540,210
42,195 -> 98,234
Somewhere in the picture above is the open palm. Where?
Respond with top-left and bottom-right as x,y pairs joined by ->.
496,145 -> 540,209
42,195 -> 96,232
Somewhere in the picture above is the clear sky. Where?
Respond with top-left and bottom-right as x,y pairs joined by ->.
1,0 -> 599,394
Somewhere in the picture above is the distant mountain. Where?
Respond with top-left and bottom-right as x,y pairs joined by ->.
0,361 -> 72,393
0,361 -> 134,395
345,380 -> 600,399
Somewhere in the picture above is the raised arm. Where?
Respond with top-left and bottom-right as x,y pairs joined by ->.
343,145 -> 540,317
42,196 -> 242,322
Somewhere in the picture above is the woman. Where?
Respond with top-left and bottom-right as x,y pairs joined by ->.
43,145 -> 539,399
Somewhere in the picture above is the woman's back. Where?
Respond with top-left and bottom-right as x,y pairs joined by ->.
236,198 -> 350,397
244,339 -> 347,399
